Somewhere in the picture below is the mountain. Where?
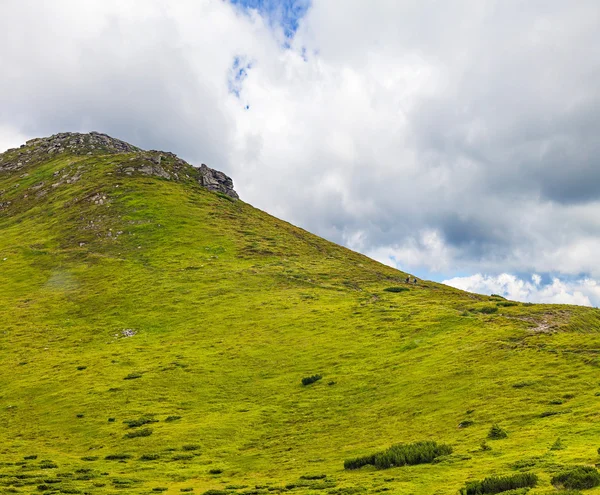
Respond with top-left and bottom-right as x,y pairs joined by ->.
1,133 -> 600,495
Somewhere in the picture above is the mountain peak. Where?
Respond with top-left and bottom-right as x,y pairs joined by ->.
0,131 -> 239,199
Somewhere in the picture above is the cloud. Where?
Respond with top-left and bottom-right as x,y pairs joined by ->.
443,273 -> 600,307
1,0 -> 600,285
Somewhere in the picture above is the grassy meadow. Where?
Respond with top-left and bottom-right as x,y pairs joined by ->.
1,143 -> 600,494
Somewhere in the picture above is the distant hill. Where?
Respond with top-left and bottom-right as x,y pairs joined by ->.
1,133 -> 600,495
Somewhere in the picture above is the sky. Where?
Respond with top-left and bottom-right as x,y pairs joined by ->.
1,0 -> 600,305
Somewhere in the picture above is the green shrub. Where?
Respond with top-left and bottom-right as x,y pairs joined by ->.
487,424 -> 508,439
497,302 -> 518,307
123,427 -> 152,439
301,374 -> 322,386
182,444 -> 201,451
123,372 -> 142,380
550,399 -> 564,405
139,453 -> 160,461
165,415 -> 182,422
550,438 -> 564,450
80,456 -> 98,461
209,468 -> 223,474
458,420 -> 474,428
460,472 -> 538,495
76,366 -> 87,370
172,454 -> 194,461
181,489 -> 194,492
108,418 -> 115,422
39,460 -> 58,469
383,287 -> 408,293
478,306 -> 498,314
152,489 -> 168,493
104,453 -> 132,460
344,441 -> 452,470
123,416 -> 158,428
300,474 -> 327,480
551,466 -> 600,489
480,441 -> 492,451
512,381 -> 534,388
23,455 -> 37,460
202,490 -> 228,495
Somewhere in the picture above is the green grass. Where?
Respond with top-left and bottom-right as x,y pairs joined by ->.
1,141 -> 600,494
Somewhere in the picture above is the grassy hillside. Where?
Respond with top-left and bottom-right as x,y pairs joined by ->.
1,134 -> 600,495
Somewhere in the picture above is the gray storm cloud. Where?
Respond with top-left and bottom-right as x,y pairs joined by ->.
1,0 -> 600,284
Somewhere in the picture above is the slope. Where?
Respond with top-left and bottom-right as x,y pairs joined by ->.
1,133 -> 600,495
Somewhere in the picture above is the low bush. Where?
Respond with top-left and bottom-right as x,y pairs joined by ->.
209,468 -> 223,474
383,287 -> 408,293
123,427 -> 152,439
23,455 -> 37,460
460,472 -> 538,495
458,420 -> 474,428
300,474 -> 327,480
152,488 -> 168,493
80,456 -> 98,461
497,302 -> 518,307
39,460 -> 58,469
181,489 -> 194,492
550,438 -> 564,450
202,490 -> 228,495
301,374 -> 322,386
139,453 -> 160,461
123,417 -> 158,428
123,372 -> 142,380
165,415 -> 182,422
172,454 -> 194,461
104,454 -> 132,460
478,306 -> 499,314
344,441 -> 452,470
182,444 -> 201,451
551,466 -> 600,489
487,424 -> 508,440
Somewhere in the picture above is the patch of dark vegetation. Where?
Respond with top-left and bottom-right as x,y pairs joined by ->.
123,416 -> 158,428
172,454 -> 194,461
460,472 -> 538,495
551,466 -> 600,489
550,399 -> 564,405
39,460 -> 58,469
152,488 -> 168,493
123,427 -> 152,439
512,381 -> 534,389
104,454 -> 132,460
23,455 -> 37,460
302,374 -> 322,386
181,488 -> 194,492
383,287 -> 408,293
300,474 -> 327,480
458,420 -> 474,428
511,458 -> 540,470
202,490 -> 229,495
327,487 -> 367,495
108,417 -> 115,422
76,366 -> 87,371
497,302 -> 519,307
165,415 -> 182,422
540,410 -> 569,418
476,306 -> 499,314
209,468 -> 223,474
550,438 -> 564,451
490,294 -> 506,299
76,414 -> 84,418
182,444 -> 201,451
123,372 -> 142,380
80,456 -> 98,462
487,424 -> 508,440
344,441 -> 452,470
139,453 -> 160,461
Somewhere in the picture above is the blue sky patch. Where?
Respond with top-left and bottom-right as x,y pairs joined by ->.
230,0 -> 310,39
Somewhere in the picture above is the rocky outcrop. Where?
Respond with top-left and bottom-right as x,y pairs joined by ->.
0,132 -> 239,200
198,164 -> 239,199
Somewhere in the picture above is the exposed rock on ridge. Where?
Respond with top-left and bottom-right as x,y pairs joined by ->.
0,131 -> 239,199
